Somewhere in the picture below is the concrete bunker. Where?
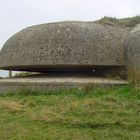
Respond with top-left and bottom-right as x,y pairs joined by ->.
0,22 -> 129,79
0,21 -> 140,90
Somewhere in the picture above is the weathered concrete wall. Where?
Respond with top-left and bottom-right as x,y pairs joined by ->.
125,24 -> 140,81
0,77 -> 128,95
0,22 -> 129,71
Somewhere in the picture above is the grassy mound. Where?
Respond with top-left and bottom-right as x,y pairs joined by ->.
0,86 -> 140,140
96,16 -> 140,27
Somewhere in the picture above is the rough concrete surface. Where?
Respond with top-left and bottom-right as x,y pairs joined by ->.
125,24 -> 140,81
0,22 -> 129,70
0,76 -> 128,94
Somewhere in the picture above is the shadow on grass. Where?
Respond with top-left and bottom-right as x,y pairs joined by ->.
38,119 -> 140,130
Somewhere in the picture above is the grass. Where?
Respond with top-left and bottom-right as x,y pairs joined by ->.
96,16 -> 140,27
0,86 -> 140,140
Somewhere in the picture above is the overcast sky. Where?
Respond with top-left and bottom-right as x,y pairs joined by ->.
0,0 -> 140,77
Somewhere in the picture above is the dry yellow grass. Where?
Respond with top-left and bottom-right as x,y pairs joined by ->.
0,100 -> 23,112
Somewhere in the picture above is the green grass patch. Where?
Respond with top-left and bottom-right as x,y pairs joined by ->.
96,16 -> 140,27
0,86 -> 140,140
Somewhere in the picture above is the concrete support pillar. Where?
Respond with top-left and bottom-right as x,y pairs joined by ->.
9,71 -> 12,77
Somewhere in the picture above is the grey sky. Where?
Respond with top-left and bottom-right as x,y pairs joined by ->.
0,0 -> 140,77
